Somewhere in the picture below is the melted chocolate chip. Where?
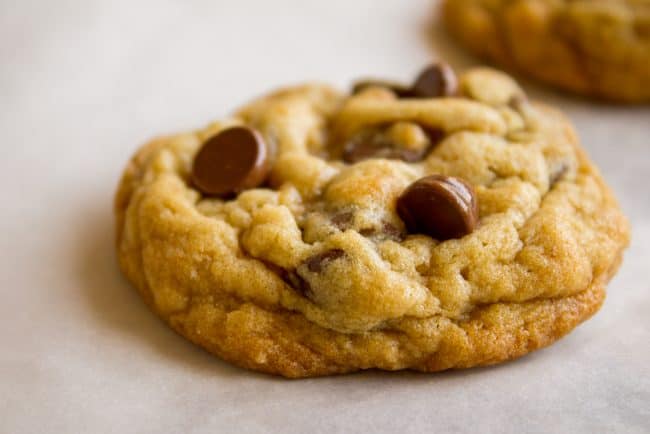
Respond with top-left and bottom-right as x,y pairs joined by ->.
342,125 -> 438,164
358,227 -> 375,237
396,175 -> 478,240
262,261 -> 312,298
359,222 -> 403,241
275,250 -> 347,299
382,222 -> 403,240
191,126 -> 270,197
342,138 -> 384,163
331,211 -> 354,230
283,269 -> 312,297
263,261 -> 285,277
409,63 -> 458,98
305,249 -> 346,273
422,127 -> 445,146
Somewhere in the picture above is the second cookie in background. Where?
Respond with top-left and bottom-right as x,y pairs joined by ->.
441,0 -> 650,103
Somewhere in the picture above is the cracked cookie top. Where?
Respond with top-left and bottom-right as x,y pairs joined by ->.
116,65 -> 628,336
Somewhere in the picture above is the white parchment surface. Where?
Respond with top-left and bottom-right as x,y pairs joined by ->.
1,1 -> 649,432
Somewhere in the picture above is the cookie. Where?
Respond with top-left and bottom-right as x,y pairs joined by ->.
442,0 -> 650,103
115,64 -> 630,377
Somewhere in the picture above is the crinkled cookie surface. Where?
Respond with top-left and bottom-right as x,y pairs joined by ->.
115,67 -> 629,377
443,0 -> 650,102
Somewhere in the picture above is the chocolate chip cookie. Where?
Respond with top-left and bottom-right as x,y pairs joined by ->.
442,0 -> 650,102
115,64 -> 630,377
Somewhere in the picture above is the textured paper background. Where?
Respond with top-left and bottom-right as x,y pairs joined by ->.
1,1 -> 649,432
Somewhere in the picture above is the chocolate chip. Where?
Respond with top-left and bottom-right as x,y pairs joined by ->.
352,80 -> 412,97
305,249 -> 346,273
409,63 -> 458,98
278,250 -> 346,299
359,222 -> 403,241
342,138 -> 382,163
262,261 -> 312,297
422,127 -> 445,146
382,222 -> 403,240
191,126 -> 270,197
352,63 -> 457,99
358,228 -> 375,237
396,175 -> 478,240
331,211 -> 354,230
342,124 -> 437,164
283,269 -> 312,297
262,260 -> 285,276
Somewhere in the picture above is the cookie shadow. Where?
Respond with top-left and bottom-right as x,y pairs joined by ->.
78,199 -> 268,379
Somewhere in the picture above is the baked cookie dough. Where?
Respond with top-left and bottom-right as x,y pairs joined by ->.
115,64 -> 630,377
442,0 -> 650,102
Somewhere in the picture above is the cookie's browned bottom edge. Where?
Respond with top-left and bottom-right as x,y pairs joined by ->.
118,248 -> 622,379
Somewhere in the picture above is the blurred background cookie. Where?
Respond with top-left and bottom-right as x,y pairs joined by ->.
442,0 -> 650,103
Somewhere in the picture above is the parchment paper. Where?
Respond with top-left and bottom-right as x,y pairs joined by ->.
1,1 -> 648,432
